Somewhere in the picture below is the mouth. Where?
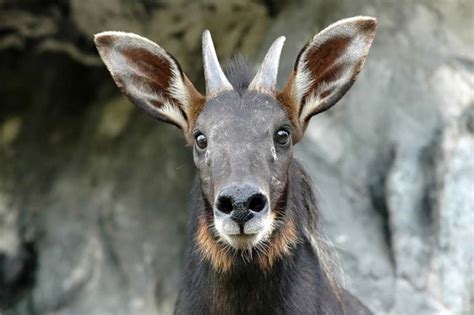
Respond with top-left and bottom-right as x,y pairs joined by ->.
214,214 -> 275,250
223,233 -> 260,250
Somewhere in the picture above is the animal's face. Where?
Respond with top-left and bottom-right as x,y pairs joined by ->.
94,17 -> 376,254
193,91 -> 292,249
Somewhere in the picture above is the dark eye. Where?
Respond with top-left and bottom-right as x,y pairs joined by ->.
274,128 -> 290,146
195,132 -> 208,150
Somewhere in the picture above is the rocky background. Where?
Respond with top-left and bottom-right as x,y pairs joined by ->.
0,0 -> 472,314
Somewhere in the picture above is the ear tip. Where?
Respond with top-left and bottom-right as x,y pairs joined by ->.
93,31 -> 116,48
364,16 -> 377,26
94,31 -> 147,48
355,16 -> 378,31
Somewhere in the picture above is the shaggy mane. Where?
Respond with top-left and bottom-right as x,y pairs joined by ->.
223,55 -> 253,93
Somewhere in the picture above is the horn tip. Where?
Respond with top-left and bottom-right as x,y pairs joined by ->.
275,36 -> 286,47
203,30 -> 211,40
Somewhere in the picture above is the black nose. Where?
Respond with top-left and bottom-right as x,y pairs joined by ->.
215,184 -> 268,224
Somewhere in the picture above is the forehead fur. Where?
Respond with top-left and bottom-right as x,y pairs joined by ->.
196,91 -> 288,132
193,57 -> 291,132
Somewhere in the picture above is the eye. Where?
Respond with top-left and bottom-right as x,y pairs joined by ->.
195,132 -> 208,150
274,128 -> 290,146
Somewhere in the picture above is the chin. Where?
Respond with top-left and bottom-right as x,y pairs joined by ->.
223,233 -> 261,250
221,224 -> 274,251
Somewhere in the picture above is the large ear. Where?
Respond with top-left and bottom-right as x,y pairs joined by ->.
94,31 -> 205,138
277,16 -> 377,141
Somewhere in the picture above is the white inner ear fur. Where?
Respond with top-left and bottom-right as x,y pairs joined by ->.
293,17 -> 375,121
125,81 -> 188,131
298,71 -> 353,121
96,31 -> 191,131
167,67 -> 191,132
294,66 -> 314,106
156,94 -> 189,131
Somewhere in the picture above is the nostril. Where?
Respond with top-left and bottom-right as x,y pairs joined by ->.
248,194 -> 267,212
216,196 -> 233,214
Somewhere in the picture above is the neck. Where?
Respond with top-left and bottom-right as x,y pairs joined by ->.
175,159 -> 344,314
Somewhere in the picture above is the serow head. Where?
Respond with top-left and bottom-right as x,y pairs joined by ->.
94,17 -> 376,252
